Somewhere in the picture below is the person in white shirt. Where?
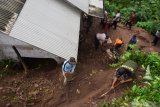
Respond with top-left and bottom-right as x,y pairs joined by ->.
111,10 -> 121,29
95,33 -> 108,50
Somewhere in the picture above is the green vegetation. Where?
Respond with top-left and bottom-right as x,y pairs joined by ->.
118,46 -> 160,76
104,0 -> 160,33
102,0 -> 160,104
104,45 -> 160,106
107,77 -> 160,107
99,100 -> 109,107
0,59 -> 20,77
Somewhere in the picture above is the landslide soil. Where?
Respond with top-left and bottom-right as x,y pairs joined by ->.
0,18 -> 159,107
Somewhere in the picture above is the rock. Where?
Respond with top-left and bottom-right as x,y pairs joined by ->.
76,89 -> 80,94
2,89 -> 6,93
138,75 -> 142,78
112,98 -> 116,101
69,90 -> 73,92
44,89 -> 49,93
91,102 -> 95,105
92,70 -> 96,74
6,103 -> 12,107
27,102 -> 35,106
0,87 -> 3,90
39,88 -> 42,91
99,69 -> 103,72
29,90 -> 39,96
34,84 -> 39,88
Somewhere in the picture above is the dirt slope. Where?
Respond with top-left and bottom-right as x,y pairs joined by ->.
0,18 -> 160,107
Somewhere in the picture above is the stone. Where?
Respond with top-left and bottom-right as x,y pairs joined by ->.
34,84 -> 39,88
76,89 -> 80,94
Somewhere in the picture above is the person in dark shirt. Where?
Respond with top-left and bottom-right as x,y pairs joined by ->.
111,10 -> 121,29
111,67 -> 133,89
86,16 -> 93,33
113,38 -> 123,51
111,60 -> 138,89
127,31 -> 139,50
152,30 -> 160,46
125,11 -> 137,30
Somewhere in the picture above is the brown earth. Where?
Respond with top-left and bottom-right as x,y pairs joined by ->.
0,18 -> 160,107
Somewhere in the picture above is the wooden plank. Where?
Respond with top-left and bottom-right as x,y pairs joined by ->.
12,45 -> 28,75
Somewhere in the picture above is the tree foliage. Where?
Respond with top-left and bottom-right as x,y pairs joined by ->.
104,0 -> 160,33
106,46 -> 160,106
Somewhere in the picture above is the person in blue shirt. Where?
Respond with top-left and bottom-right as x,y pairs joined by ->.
127,31 -> 139,50
62,57 -> 76,85
129,35 -> 137,44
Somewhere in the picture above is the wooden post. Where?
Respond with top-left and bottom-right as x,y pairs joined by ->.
12,46 -> 28,75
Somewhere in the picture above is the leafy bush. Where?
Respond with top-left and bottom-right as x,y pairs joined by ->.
104,0 -> 160,32
109,77 -> 160,106
115,49 -> 160,76
144,53 -> 160,76
108,46 -> 160,106
131,77 -> 160,102
120,7 -> 135,23
0,59 -> 19,77
136,21 -> 160,33
103,0 -> 160,105
99,100 -> 109,107
112,45 -> 146,66
104,1 -> 117,18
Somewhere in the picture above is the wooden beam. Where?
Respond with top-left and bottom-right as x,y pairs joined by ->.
12,45 -> 28,75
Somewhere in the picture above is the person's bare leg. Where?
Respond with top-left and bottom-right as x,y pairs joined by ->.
63,72 -> 67,85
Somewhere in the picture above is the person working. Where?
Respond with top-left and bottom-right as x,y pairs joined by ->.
95,33 -> 108,50
111,10 -> 121,29
62,57 -> 76,85
111,60 -> 138,89
127,31 -> 139,50
152,30 -> 160,46
113,38 -> 123,51
125,11 -> 137,30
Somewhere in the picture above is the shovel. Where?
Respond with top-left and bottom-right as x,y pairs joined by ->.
99,82 -> 122,99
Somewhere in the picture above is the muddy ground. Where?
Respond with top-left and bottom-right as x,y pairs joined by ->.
0,18 -> 160,107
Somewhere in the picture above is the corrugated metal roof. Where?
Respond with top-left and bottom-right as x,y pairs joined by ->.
0,0 -> 24,13
0,0 -> 24,33
65,0 -> 89,14
89,0 -> 104,18
10,0 -> 81,60
66,0 -> 104,18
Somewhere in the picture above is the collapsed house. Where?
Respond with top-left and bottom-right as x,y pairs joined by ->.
0,0 -> 104,63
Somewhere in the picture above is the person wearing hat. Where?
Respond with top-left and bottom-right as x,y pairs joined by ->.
62,57 -> 77,85
111,60 -> 138,89
113,37 -> 123,51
